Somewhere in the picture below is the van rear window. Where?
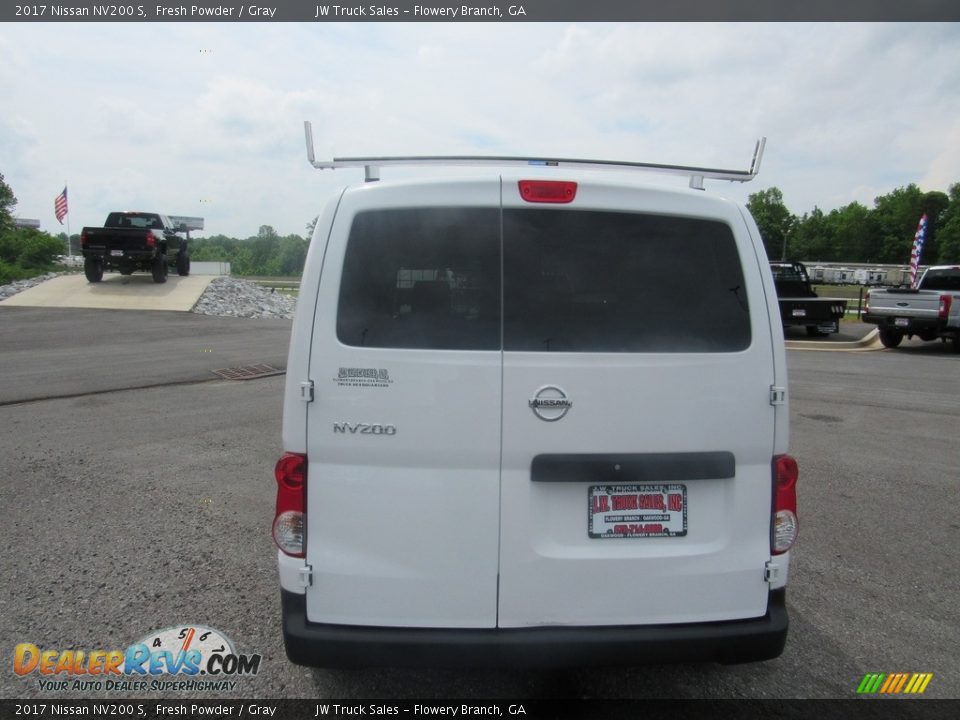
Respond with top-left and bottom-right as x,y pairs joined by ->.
503,210 -> 750,352
336,208 -> 501,350
336,207 -> 750,352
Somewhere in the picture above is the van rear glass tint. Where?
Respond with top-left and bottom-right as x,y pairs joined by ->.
502,209 -> 750,352
337,208 -> 500,350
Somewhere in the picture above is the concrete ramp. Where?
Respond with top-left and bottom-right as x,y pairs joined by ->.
0,273 -> 214,312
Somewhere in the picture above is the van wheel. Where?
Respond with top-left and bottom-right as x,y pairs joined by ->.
151,254 -> 168,284
879,327 -> 903,349
84,257 -> 103,283
176,252 -> 191,276
951,336 -> 960,354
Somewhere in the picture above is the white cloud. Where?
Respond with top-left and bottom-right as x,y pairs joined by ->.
1,22 -> 958,237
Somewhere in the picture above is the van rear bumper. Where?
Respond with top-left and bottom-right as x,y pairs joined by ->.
280,589 -> 788,668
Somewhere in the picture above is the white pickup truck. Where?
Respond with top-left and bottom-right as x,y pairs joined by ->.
864,266 -> 960,350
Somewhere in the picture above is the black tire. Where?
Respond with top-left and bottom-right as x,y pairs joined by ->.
151,254 -> 168,284
951,335 -> 960,354
176,252 -> 191,277
84,257 -> 103,283
878,327 -> 903,349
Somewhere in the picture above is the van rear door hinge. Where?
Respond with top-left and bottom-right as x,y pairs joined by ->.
300,380 -> 315,403
764,562 -> 780,583
299,565 -> 313,588
769,386 -> 786,406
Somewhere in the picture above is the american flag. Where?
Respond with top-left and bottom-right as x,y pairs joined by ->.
54,186 -> 68,224
909,214 -> 928,289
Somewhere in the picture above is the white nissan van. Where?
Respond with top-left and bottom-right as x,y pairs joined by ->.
274,132 -> 797,667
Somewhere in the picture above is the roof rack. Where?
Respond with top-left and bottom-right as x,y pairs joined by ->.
304,121 -> 765,189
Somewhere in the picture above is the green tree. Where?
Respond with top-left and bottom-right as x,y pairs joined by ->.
190,234 -> 238,263
191,245 -> 230,262
16,229 -> 64,268
872,185 -> 949,264
0,172 -> 17,234
827,202 -> 876,263
248,225 -> 281,275
276,235 -> 308,275
0,227 -> 65,284
231,246 -> 254,275
790,208 -> 835,262
937,183 -> 960,263
747,187 -> 796,260
183,227 -> 311,276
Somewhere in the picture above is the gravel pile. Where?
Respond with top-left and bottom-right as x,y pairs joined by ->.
0,272 -> 63,300
191,276 -> 297,319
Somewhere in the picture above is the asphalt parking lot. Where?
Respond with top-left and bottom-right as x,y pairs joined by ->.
1,307 -> 957,701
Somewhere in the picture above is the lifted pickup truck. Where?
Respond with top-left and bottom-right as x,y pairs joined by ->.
864,266 -> 960,351
770,261 -> 847,336
80,211 -> 191,283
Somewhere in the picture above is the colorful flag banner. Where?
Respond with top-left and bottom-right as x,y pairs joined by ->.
54,186 -> 69,225
909,213 -> 927,288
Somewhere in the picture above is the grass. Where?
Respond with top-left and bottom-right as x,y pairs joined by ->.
811,284 -> 870,300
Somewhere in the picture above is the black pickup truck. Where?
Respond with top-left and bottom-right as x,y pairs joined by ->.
80,212 -> 191,283
770,261 -> 848,337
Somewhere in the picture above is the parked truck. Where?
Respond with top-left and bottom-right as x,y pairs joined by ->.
770,261 -> 847,336
864,266 -> 960,351
80,211 -> 191,283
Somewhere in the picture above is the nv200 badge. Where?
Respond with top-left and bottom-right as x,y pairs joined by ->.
332,422 -> 397,436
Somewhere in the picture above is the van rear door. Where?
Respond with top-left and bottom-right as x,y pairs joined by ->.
497,181 -> 776,627
304,181 -> 503,628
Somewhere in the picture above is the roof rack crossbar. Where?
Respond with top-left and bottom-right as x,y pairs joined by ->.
304,121 -> 765,187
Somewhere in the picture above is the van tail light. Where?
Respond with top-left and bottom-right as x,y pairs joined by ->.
80,232 -> 88,249
772,455 -> 798,555
273,452 -> 306,557
145,232 -> 156,249
939,294 -> 952,320
518,180 -> 577,204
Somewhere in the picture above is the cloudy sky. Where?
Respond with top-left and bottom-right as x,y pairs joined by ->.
1,22 -> 958,238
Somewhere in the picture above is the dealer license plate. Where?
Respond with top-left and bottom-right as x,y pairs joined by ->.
110,250 -> 123,257
588,484 -> 687,539
895,317 -> 910,327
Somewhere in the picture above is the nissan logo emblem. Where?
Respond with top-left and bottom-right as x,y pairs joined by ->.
529,385 -> 572,422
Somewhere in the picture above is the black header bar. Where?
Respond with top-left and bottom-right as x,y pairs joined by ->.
3,0 -> 959,23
